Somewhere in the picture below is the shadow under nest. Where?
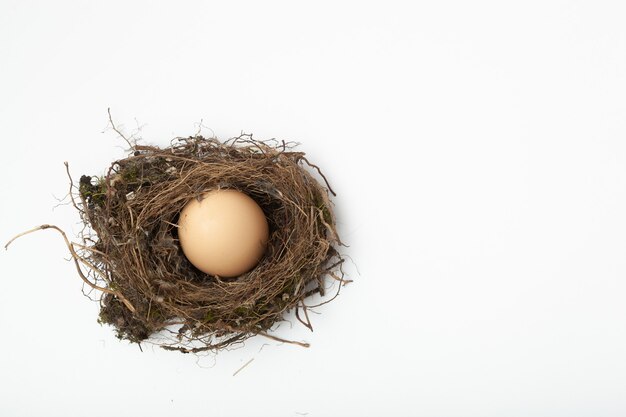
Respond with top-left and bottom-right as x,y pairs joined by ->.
74,135 -> 346,353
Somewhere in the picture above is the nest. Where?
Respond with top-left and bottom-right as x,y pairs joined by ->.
71,134 -> 345,353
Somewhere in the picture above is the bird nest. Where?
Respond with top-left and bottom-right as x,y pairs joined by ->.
9,133 -> 347,353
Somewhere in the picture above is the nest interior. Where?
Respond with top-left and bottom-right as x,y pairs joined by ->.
76,135 -> 344,352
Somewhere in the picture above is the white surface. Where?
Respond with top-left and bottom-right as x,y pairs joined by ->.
2,1 -> 626,416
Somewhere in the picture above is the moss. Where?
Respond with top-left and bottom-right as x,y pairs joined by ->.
79,175 -> 107,207
148,307 -> 163,320
120,165 -> 139,183
204,310 -> 215,323
97,311 -> 108,326
312,190 -> 332,224
234,306 -> 248,315
321,205 -> 332,224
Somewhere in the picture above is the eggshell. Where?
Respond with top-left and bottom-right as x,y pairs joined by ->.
178,189 -> 269,277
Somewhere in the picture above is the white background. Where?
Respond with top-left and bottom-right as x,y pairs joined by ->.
1,1 -> 626,416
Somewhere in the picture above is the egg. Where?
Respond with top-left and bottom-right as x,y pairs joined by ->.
177,189 -> 269,277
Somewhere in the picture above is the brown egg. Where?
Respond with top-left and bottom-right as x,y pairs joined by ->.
177,189 -> 269,277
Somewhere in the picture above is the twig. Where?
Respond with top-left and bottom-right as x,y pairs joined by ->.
295,301 -> 313,332
304,269 -> 346,309
257,331 -> 310,348
63,162 -> 81,212
160,334 -> 244,353
300,156 -> 336,196
107,108 -> 134,150
232,358 -> 254,376
4,224 -> 136,313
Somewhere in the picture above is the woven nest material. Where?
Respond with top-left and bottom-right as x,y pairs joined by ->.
73,134 -> 345,353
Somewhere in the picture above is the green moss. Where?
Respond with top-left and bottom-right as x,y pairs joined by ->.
79,175 -> 107,207
234,306 -> 249,316
312,190 -> 332,224
204,310 -> 215,322
120,165 -> 139,182
97,312 -> 108,326
148,307 -> 162,320
320,205 -> 332,224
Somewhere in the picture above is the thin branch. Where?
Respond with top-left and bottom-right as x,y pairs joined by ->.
63,161 -> 81,212
160,334 -> 244,353
299,156 -> 336,196
107,107 -> 134,150
5,224 -> 136,313
256,331 -> 310,348
232,358 -> 254,376
295,301 -> 314,332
